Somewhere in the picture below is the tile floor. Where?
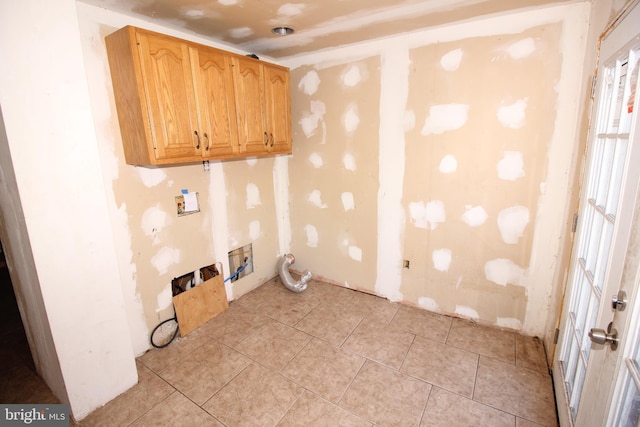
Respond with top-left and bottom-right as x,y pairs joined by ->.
2,270 -> 559,426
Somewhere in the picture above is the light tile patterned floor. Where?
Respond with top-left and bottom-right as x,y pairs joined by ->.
3,273 -> 559,426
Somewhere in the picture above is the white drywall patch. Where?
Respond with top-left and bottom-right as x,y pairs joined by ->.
298,70 -> 320,95
439,155 -> 458,173
344,103 -> 360,132
461,205 -> 488,227
341,192 -> 355,211
218,0 -> 237,5
440,48 -> 463,71
455,305 -> 479,320
229,27 -> 253,39
375,46 -> 409,303
484,258 -> 524,286
418,297 -> 440,312
249,220 -> 260,241
246,183 -> 261,209
342,64 -> 361,87
497,317 -> 523,330
309,152 -> 323,168
349,245 -> 363,262
246,157 -> 258,166
300,100 -> 326,137
137,167 -> 166,188
506,38 -> 536,59
343,153 -> 356,171
409,200 -> 446,229
273,156 -> 291,255
421,104 -> 469,135
432,248 -> 452,272
304,224 -> 319,247
151,247 -> 180,275
308,189 -> 328,208
155,283 -> 172,312
497,151 -> 525,180
277,3 -> 305,17
403,110 -> 415,131
498,205 -> 530,244
497,98 -> 527,129
141,205 -> 168,245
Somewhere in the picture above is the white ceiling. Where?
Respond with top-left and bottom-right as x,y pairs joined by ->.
79,0 -> 578,59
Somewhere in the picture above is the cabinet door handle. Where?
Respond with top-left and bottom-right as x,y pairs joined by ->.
193,130 -> 200,149
263,131 -> 269,147
270,133 -> 274,148
204,133 -> 210,151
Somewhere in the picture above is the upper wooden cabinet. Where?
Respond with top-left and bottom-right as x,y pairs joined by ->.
232,57 -> 292,156
105,26 -> 291,165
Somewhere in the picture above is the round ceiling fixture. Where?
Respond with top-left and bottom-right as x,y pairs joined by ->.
271,26 -> 295,36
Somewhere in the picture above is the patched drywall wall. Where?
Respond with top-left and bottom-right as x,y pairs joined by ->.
287,3 -> 590,335
77,3 -> 283,351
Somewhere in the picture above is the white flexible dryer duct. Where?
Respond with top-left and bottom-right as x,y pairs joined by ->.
278,253 -> 312,293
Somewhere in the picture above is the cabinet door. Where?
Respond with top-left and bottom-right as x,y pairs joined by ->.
191,47 -> 239,158
264,64 -> 292,154
232,57 -> 268,155
136,31 -> 201,161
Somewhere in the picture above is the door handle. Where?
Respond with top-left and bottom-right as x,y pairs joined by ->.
194,130 -> 200,149
589,321 -> 619,351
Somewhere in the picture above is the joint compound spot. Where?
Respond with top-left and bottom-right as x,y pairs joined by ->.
156,283 -> 172,312
218,0 -> 237,5
506,38 -> 536,59
341,192 -> 355,211
151,247 -> 180,275
421,104 -> 469,135
403,110 -> 416,132
229,27 -> 253,39
277,3 -> 305,16
498,151 -> 525,181
298,70 -> 320,95
184,9 -> 205,17
305,224 -> 318,247
432,248 -> 452,272
344,104 -> 360,132
300,100 -> 326,137
308,189 -> 328,208
246,157 -> 258,166
309,152 -> 323,168
498,205 -> 530,244
497,317 -> 523,330
484,258 -> 524,286
455,305 -> 479,320
343,153 -> 356,171
439,155 -> 457,173
246,183 -> 261,209
349,245 -> 362,262
461,205 -> 488,227
249,220 -> 260,240
409,200 -> 446,230
418,297 -> 439,312
342,64 -> 361,87
440,48 -> 463,71
137,167 -> 167,188
142,205 -> 168,244
497,98 -> 527,129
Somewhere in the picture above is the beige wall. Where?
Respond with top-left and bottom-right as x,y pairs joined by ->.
287,3 -> 591,338
77,4 -> 286,354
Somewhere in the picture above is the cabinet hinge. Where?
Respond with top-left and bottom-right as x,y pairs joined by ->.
554,328 -> 560,344
572,213 -> 579,232
590,75 -> 597,99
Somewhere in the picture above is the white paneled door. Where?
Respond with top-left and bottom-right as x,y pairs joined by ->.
553,3 -> 640,426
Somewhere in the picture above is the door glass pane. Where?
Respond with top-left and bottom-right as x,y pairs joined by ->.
616,373 -> 640,427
